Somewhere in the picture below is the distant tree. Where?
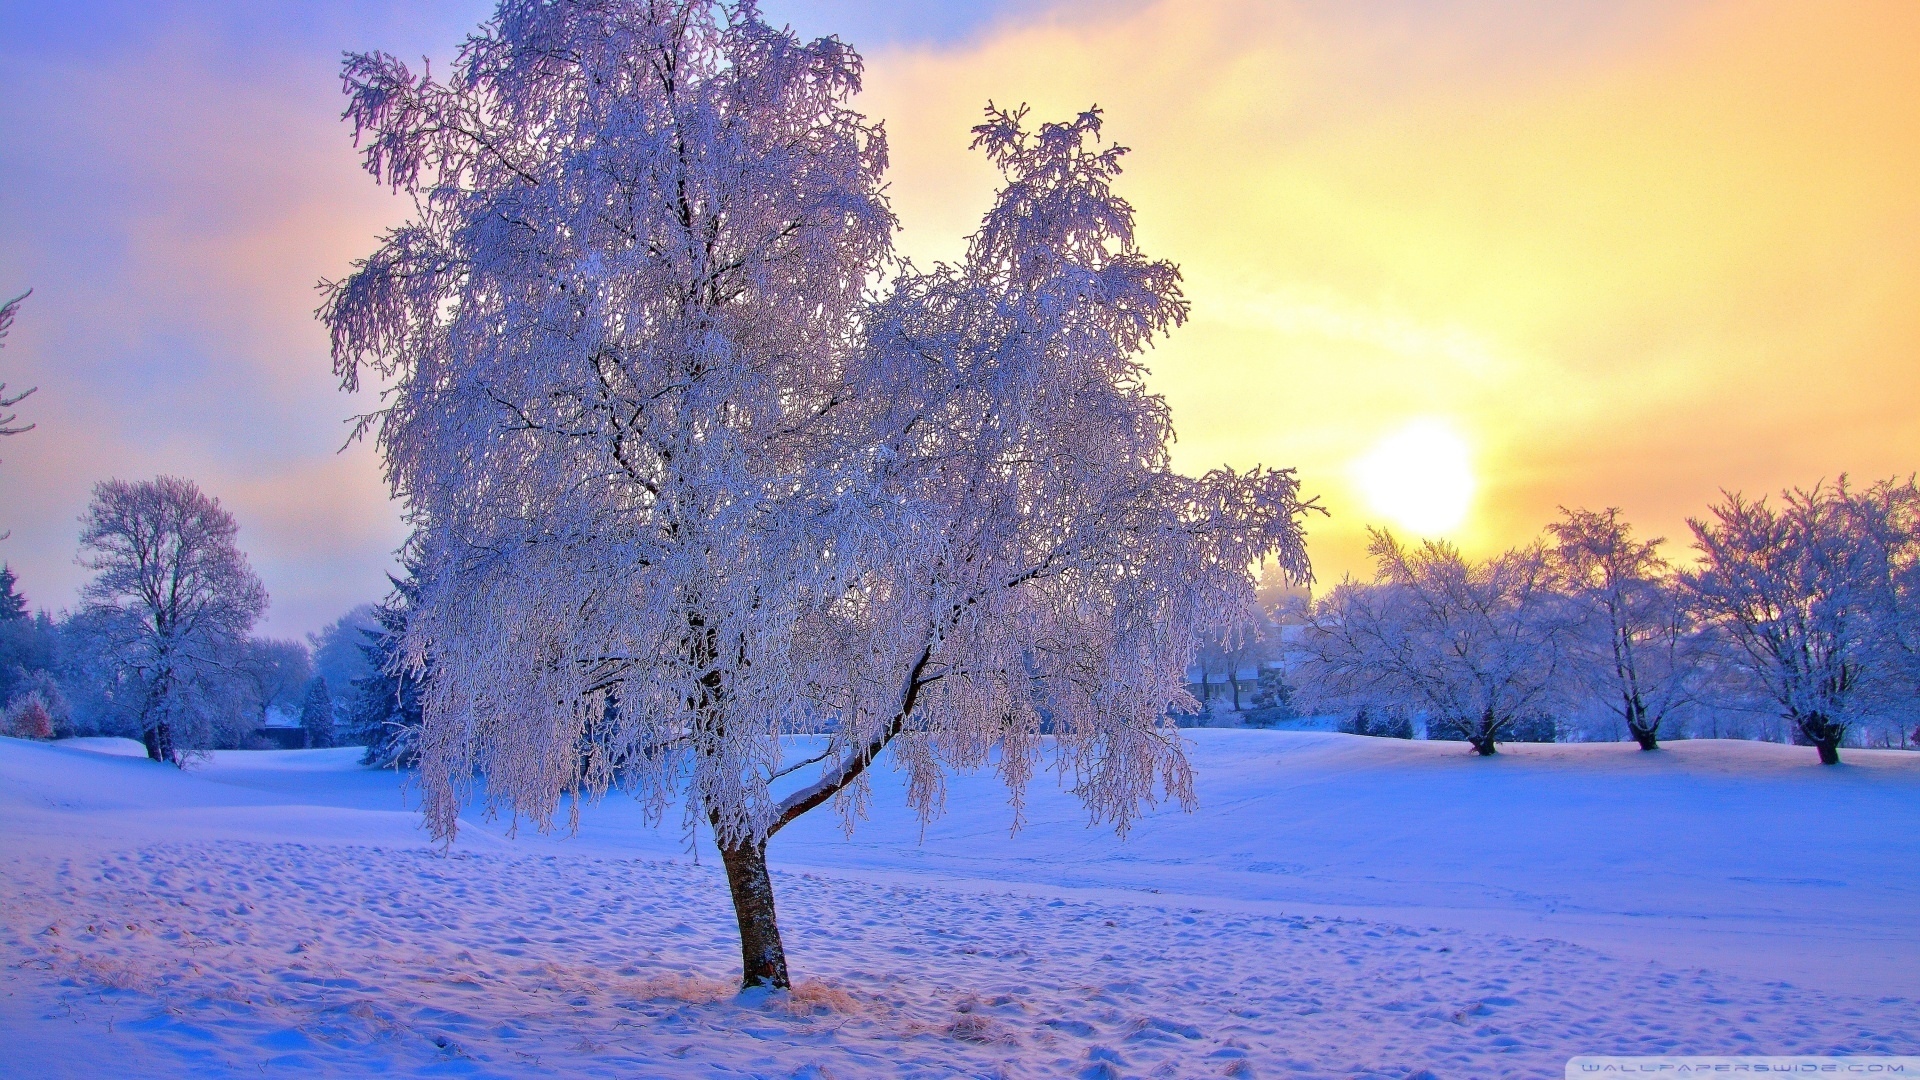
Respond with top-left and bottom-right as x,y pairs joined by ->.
0,564 -> 57,712
1849,478 -> 1920,730
74,476 -> 267,764
238,638 -> 312,730
308,604 -> 378,697
1195,622 -> 1269,711
1242,667 -> 1298,727
1299,530 -> 1564,756
1687,478 -> 1918,764
0,565 -> 27,622
2,613 -> 60,722
323,1 -> 1313,989
1255,558 -> 1311,622
299,676 -> 335,749
1547,508 -> 1701,751
1502,711 -> 1560,743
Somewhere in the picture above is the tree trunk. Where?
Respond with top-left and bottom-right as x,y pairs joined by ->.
720,839 -> 790,990
1625,696 -> 1658,750
1229,671 -> 1241,710
1797,713 -> 1843,766
143,720 -> 176,766
1467,710 -> 1498,756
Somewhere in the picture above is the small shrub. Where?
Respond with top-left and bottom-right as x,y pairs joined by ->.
4,692 -> 55,740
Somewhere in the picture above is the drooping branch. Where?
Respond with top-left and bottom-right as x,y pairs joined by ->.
770,643 -> 934,836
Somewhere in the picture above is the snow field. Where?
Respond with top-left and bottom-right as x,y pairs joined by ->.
3,732 -> 1917,1078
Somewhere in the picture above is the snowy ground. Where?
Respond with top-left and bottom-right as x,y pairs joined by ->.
3,732 -> 1916,1079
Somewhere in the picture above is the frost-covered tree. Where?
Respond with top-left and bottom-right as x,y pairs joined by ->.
1196,622 -> 1270,711
0,607 -> 59,714
324,0 -> 1312,989
239,638 -> 312,730
308,604 -> 379,697
299,676 -> 335,749
1547,508 -> 1699,751
74,477 -> 267,764
1847,478 -> 1920,729
1687,479 -> 1915,764
1299,530 -> 1563,756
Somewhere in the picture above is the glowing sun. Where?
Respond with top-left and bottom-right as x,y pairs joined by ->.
1351,419 -> 1475,536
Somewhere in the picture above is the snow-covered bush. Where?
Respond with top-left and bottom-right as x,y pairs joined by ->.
4,690 -> 54,739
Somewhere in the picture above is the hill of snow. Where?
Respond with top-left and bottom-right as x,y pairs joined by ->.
3,731 -> 1916,1078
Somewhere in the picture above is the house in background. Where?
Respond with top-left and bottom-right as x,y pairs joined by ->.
255,705 -> 307,750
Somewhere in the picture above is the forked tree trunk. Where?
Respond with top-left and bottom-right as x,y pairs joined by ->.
720,839 -> 790,989
142,720 -> 176,766
1630,724 -> 1660,752
1797,713 -> 1843,766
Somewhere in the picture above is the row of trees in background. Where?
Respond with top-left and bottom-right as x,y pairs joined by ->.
1291,478 -> 1920,764
1,476 -> 419,766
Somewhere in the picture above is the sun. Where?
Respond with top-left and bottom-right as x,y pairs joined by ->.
1350,419 -> 1475,536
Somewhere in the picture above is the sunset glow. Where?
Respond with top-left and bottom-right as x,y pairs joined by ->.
1,1 -> 1917,622
1351,420 -> 1475,538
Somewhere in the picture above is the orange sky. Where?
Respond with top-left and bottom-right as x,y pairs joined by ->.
2,1 -> 1915,628
853,0 -> 1920,585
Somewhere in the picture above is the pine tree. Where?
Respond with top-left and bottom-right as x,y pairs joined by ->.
299,676 -> 334,749
349,568 -> 422,769
0,564 -> 26,622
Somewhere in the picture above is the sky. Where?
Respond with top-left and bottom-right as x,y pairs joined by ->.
1,1 -> 1916,635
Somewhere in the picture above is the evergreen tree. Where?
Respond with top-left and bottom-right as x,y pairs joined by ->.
349,568 -> 422,769
0,564 -> 26,622
1242,668 -> 1298,727
299,676 -> 334,749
